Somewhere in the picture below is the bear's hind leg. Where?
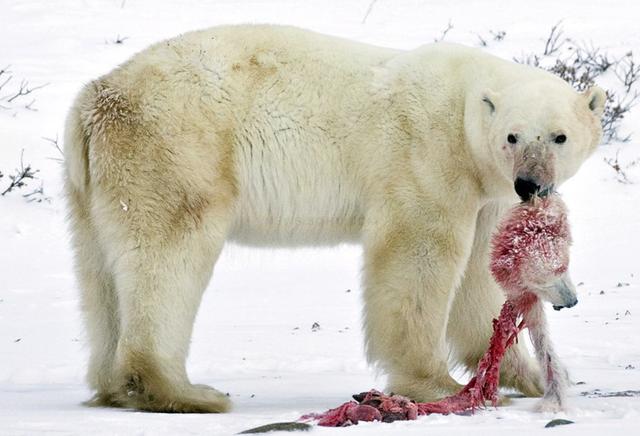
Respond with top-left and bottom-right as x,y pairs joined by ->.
67,187 -> 120,407
103,200 -> 234,413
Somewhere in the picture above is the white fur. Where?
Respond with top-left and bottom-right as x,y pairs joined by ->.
63,25 -> 604,412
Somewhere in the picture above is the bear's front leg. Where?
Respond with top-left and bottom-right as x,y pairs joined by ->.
361,205 -> 477,402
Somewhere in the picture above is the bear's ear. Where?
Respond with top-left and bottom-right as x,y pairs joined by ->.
583,86 -> 606,118
482,89 -> 499,115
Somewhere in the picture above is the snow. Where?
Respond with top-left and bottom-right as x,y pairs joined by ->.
1,0 -> 639,434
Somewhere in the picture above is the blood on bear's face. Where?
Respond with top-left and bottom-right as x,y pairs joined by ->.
480,82 -> 605,202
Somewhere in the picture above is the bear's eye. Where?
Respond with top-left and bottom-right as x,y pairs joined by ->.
554,134 -> 567,144
507,134 -> 518,144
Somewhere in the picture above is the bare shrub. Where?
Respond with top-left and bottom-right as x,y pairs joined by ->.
491,30 -> 506,42
543,21 -> 566,56
513,24 -> 637,144
601,90 -> 639,143
434,20 -> 453,42
23,182 -> 50,203
573,43 -> 615,74
0,65 -> 48,111
1,150 -> 39,196
513,53 -> 541,67
43,135 -> 64,163
547,57 -> 597,91
615,52 -> 640,92
107,34 -> 129,45
476,33 -> 488,47
361,0 -> 379,24
476,30 -> 506,47
604,149 -> 640,183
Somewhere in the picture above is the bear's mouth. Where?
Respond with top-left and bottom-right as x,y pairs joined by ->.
538,185 -> 555,197
514,177 -> 554,202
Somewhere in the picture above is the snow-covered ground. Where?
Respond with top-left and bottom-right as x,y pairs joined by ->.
1,0 -> 639,434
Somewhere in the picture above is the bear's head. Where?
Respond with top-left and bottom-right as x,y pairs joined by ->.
467,80 -> 606,201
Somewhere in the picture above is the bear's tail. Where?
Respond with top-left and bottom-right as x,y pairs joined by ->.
64,83 -> 97,193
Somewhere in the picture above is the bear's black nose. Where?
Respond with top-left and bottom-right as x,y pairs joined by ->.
514,177 -> 540,202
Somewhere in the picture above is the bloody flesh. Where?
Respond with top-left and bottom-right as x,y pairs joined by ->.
300,293 -> 538,426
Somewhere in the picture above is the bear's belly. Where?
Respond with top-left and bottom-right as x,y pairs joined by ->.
228,134 -> 364,246
228,167 -> 365,246
228,213 -> 364,246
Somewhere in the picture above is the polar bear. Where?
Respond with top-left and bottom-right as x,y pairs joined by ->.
64,25 -> 605,413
